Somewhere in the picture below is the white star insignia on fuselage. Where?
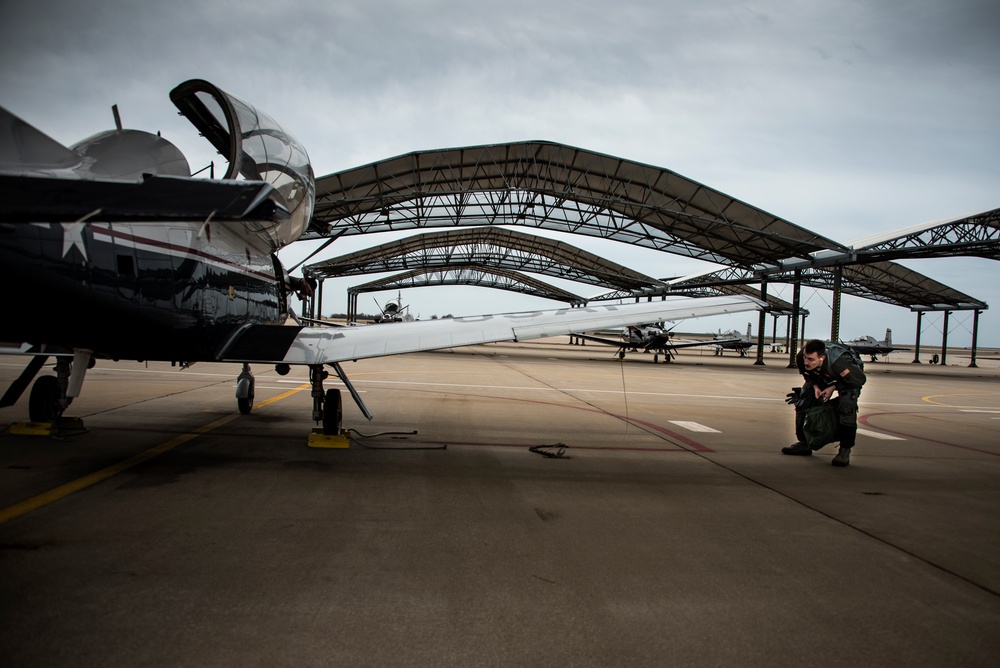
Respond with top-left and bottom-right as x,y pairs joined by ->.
60,222 -> 89,261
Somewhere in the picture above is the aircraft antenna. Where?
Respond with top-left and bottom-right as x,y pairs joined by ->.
112,104 -> 122,131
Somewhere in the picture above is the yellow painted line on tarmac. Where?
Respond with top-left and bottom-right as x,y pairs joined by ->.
922,393 -> 1000,408
0,384 -> 309,526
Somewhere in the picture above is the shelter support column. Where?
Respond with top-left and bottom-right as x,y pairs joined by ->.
969,309 -> 981,368
317,279 -> 324,320
754,278 -> 767,366
787,269 -> 801,368
830,265 -> 842,342
912,311 -> 923,363
941,310 -> 951,365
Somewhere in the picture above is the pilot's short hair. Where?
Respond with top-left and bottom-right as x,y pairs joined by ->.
803,339 -> 826,356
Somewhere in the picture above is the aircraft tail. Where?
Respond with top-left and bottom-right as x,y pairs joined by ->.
885,328 -> 892,347
0,106 -> 83,173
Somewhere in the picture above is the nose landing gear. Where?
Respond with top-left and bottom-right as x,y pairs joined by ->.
235,363 -> 255,415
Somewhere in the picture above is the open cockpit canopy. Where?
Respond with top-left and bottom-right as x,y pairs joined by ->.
170,79 -> 314,248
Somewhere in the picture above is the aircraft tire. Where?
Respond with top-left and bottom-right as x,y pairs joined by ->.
29,375 -> 62,423
323,388 -> 342,435
237,393 -> 254,415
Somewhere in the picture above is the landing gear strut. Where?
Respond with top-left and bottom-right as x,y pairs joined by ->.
310,364 -> 342,435
3,351 -> 92,424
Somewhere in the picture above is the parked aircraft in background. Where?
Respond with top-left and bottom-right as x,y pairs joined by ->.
373,292 -> 414,323
843,328 -> 907,361
711,323 -> 757,357
0,79 -> 763,435
575,323 -> 739,363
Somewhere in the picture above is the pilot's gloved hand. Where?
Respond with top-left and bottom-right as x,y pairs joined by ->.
785,387 -> 802,405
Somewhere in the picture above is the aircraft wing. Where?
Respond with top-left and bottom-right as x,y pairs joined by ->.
219,296 -> 763,365
0,173 -> 286,223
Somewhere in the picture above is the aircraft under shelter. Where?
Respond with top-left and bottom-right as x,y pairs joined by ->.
302,142 -> 995,365
305,226 -> 668,320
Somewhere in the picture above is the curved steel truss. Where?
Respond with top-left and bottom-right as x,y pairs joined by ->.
311,141 -> 845,268
850,207 -> 1000,263
307,226 -> 664,293
666,262 -> 986,311
347,267 -> 585,319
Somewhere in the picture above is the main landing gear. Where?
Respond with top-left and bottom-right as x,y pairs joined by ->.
234,363 -> 341,434
309,365 -> 342,435
0,351 -> 93,428
29,374 -> 63,423
236,362 -> 372,440
232,362 -> 370,440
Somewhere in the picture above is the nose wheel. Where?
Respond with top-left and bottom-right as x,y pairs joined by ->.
236,363 -> 255,414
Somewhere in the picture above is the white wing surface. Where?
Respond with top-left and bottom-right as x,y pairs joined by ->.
272,295 -> 762,365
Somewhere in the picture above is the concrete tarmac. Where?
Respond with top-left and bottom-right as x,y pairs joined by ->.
1,342 -> 999,666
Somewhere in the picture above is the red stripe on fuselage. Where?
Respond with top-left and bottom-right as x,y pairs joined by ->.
91,224 -> 276,282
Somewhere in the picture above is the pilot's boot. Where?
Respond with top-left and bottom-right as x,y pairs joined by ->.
781,442 -> 813,456
832,447 -> 851,467
783,412 -> 812,456
832,425 -> 856,467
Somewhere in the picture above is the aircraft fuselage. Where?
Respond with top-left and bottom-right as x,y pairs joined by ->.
0,219 -> 286,363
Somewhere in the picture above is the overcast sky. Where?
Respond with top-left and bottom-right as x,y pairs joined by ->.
2,0 -> 998,348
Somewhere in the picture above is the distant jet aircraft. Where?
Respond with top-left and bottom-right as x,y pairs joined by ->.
575,323 -> 739,363
373,292 -> 413,323
0,79 -> 762,435
843,328 -> 906,361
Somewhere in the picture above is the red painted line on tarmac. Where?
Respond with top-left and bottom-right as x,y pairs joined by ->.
859,411 -> 1000,457
396,386 -> 715,453
361,438 -> 696,453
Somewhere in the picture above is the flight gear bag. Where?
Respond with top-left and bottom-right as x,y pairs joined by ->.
802,399 -> 841,449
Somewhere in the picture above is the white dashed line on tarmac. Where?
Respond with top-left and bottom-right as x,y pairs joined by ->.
668,421 -> 721,433
857,428 -> 904,440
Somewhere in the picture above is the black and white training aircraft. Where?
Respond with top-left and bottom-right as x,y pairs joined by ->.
843,328 -> 906,362
574,323 -> 738,363
711,323 -> 757,357
0,79 -> 762,435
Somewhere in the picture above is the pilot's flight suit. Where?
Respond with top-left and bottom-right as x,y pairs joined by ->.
789,344 -> 866,463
